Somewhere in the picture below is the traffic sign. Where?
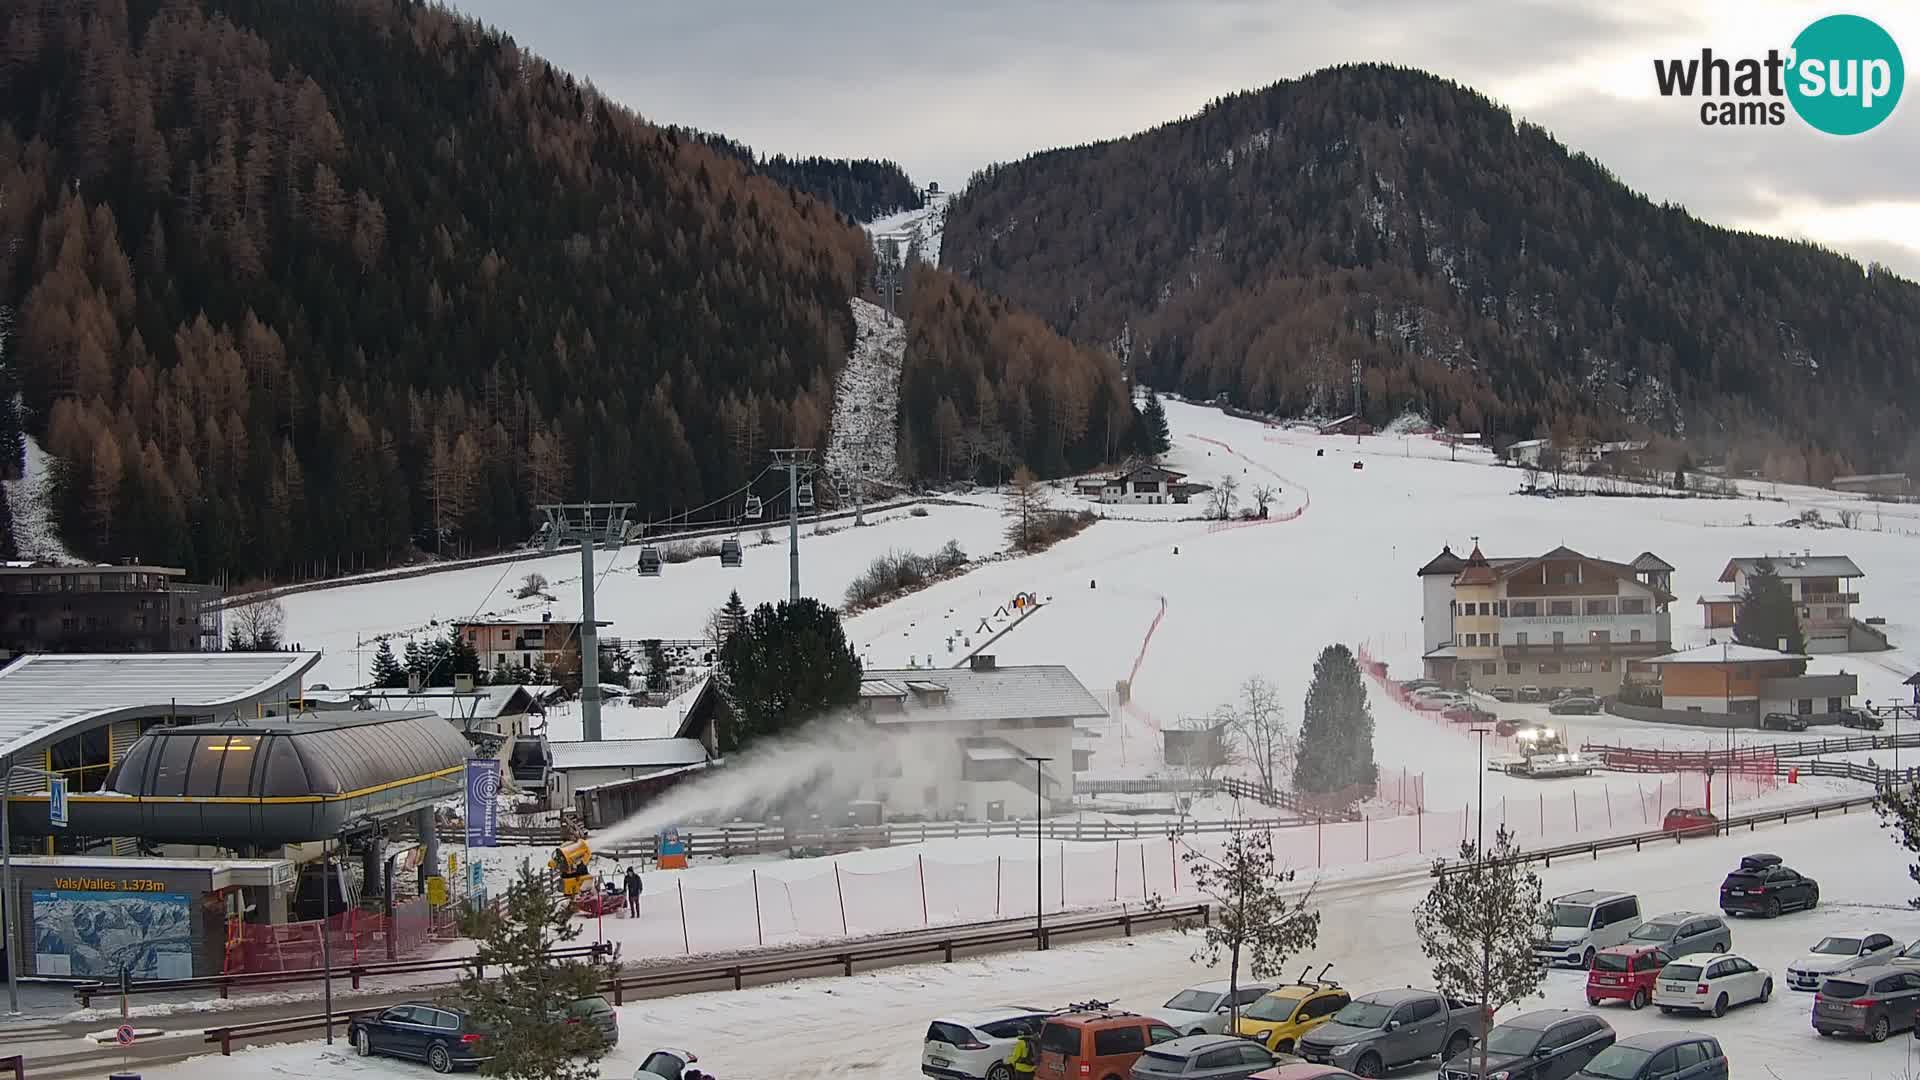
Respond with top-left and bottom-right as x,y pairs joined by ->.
48,776 -> 68,828
115,1023 -> 136,1046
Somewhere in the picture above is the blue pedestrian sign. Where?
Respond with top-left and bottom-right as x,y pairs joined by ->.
48,776 -> 68,829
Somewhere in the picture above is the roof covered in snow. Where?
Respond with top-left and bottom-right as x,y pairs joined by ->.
859,664 -> 1105,725
1642,643 -> 1809,665
0,652 -> 321,759
1719,556 -> 1864,581
352,684 -> 543,721
547,736 -> 710,772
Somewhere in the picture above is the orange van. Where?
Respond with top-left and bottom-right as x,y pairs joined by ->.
1035,1009 -> 1179,1080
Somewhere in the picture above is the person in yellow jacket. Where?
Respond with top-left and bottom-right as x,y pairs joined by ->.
1006,1033 -> 1038,1078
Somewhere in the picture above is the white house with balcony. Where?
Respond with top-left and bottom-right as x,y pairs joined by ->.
1708,555 -> 1879,654
1418,544 -> 1674,694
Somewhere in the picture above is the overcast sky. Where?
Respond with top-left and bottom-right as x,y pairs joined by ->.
450,0 -> 1919,279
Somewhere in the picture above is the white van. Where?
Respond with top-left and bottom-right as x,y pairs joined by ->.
1535,890 -> 1642,968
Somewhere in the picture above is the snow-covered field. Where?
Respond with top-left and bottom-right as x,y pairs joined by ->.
129,812 -> 1920,1080
823,298 -> 906,486
3,431 -> 81,563
866,188 -> 950,267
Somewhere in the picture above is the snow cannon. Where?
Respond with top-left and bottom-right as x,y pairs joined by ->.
656,827 -> 689,870
550,840 -> 593,897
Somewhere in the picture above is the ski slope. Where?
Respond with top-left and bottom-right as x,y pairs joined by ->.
131,812 -> 1920,1080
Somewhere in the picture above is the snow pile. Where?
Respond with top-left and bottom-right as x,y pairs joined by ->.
3,432 -> 81,563
866,188 -> 950,267
824,298 -> 905,487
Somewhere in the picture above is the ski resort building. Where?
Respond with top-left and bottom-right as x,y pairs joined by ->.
1095,464 -> 1194,505
454,610 -> 609,675
0,561 -> 223,658
1704,555 -> 1879,654
853,656 -> 1103,819
1637,643 -> 1857,719
1418,544 -> 1674,695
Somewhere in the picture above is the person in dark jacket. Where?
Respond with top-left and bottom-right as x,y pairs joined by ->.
623,866 -> 643,916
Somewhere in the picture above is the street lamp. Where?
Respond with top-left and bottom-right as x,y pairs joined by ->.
1470,729 -> 1491,854
1,757 -> 59,1016
1025,755 -> 1052,950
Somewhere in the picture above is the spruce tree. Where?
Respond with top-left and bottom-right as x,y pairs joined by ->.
369,639 -> 407,688
454,864 -> 611,1080
442,625 -> 481,686
1732,558 -> 1806,656
721,590 -> 748,644
1140,391 -> 1172,458
716,597 -> 862,752
403,637 -> 428,686
1293,643 -> 1376,796
643,639 -> 670,691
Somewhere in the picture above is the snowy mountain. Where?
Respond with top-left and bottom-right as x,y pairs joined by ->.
824,298 -> 907,488
866,187 -> 951,268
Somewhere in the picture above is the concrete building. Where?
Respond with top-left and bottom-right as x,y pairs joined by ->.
545,737 -> 711,806
1638,643 -> 1858,719
854,656 -> 1103,819
1707,555 -> 1871,654
1,562 -> 222,659
1418,544 -> 1673,694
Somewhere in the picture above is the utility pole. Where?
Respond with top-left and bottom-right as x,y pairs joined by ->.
1351,357 -> 1362,446
540,502 -> 633,742
1026,755 -> 1052,950
773,450 -> 815,602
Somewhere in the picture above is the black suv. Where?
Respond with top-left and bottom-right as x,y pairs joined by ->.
1440,1009 -> 1614,1080
1762,712 -> 1809,732
1838,707 -> 1884,731
1720,853 -> 1819,918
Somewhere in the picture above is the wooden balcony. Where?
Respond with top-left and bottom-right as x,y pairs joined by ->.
1504,580 -> 1617,598
1802,592 -> 1859,605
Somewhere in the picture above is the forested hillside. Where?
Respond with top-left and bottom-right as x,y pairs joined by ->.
0,0 -> 873,580
943,64 -> 1920,475
675,129 -> 924,222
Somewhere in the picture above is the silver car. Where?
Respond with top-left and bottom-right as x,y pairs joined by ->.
1128,1035 -> 1289,1080
1157,982 -> 1274,1035
1625,912 -> 1731,957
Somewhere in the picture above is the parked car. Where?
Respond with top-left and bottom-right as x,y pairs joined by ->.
1890,939 -> 1920,966
1652,952 -> 1773,1017
1587,945 -> 1675,1011
635,1048 -> 700,1080
1536,891 -> 1643,969
1718,853 -> 1819,918
923,1006 -> 1051,1080
1442,703 -> 1496,724
1036,1008 -> 1180,1080
1233,981 -> 1352,1054
1399,679 -> 1440,693
1413,692 -> 1467,712
563,994 -> 618,1049
1626,913 -> 1731,957
1294,988 -> 1486,1078
1660,809 -> 1717,838
1811,964 -> 1920,1041
350,1004 -> 492,1074
1517,686 -> 1544,703
1158,982 -> 1275,1035
1762,712 -> 1810,732
1548,696 -> 1600,716
1785,931 -> 1903,991
1488,687 -> 1517,702
1838,706 -> 1884,730
1128,1034 -> 1289,1080
1250,1067 -> 1363,1080
1570,1032 -> 1727,1080
1437,1009 -> 1614,1080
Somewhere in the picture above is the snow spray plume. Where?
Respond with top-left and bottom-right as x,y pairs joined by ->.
594,708 -> 961,847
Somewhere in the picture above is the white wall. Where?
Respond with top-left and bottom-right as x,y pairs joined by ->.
1421,574 -> 1455,653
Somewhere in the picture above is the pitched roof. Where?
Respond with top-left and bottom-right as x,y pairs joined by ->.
1455,545 -> 1498,586
858,664 -> 1105,725
547,736 -> 710,772
0,652 -> 321,759
1719,556 -> 1864,582
352,685 -> 541,722
1631,552 -> 1676,572
1479,546 -> 1674,602
1642,643 -> 1809,665
1115,464 -> 1187,482
1416,545 -> 1467,577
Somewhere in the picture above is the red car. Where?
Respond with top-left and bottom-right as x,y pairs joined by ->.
1441,704 -> 1494,724
1586,944 -> 1674,1011
1662,807 -> 1718,838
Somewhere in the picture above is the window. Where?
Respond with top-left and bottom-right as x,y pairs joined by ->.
1629,629 -> 1642,643
1600,660 -> 1613,672
432,1010 -> 461,1031
1646,1049 -> 1678,1075
1039,1025 -> 1081,1056
216,737 -> 259,796
1515,632 -> 1529,647
1147,1026 -> 1178,1045
1568,660 -> 1594,673
1620,598 -> 1647,614
133,615 -> 147,630
467,629 -> 478,642
61,616 -> 76,632
1301,994 -> 1347,1020
1479,602 -> 1492,616
500,629 -> 511,641
1232,988 -> 1267,1005
1495,601 -> 1508,616
1404,999 -> 1441,1022
1482,663 -> 1497,675
149,735 -> 198,796
1672,1042 -> 1710,1069
1492,633 -> 1500,646
1196,1049 -> 1239,1070
1507,663 -> 1521,674
1827,607 -> 1846,620
1539,661 -> 1561,674
1511,601 -> 1538,617
1589,629 -> 1610,644
1585,598 -> 1614,615
1093,1026 -> 1146,1056
1828,697 -> 1843,714
1867,934 -> 1893,951
1552,631 -> 1565,647
1236,1044 -> 1273,1067
1550,600 -> 1575,616
1541,1024 -> 1582,1051
1797,699 -> 1813,715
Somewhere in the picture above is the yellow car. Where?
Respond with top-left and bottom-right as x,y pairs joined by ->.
1231,983 -> 1351,1054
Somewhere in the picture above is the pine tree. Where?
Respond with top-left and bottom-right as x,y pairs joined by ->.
369,639 -> 406,689
1003,466 -> 1053,552
1164,826 -> 1321,1033
1873,783 -> 1920,910
1732,558 -> 1806,656
1140,390 -> 1172,458
721,590 -> 748,643
1293,643 -> 1376,796
442,625 -> 481,687
716,597 -> 862,753
1413,827 -> 1549,1077
402,637 -> 428,687
643,639 -> 670,692
454,864 -> 611,1080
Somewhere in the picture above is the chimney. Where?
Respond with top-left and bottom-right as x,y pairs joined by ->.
970,654 -> 997,671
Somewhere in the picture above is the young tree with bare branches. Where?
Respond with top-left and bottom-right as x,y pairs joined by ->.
1162,827 -> 1321,1033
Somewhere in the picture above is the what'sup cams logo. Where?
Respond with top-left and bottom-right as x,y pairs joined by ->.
1653,14 -> 1904,134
